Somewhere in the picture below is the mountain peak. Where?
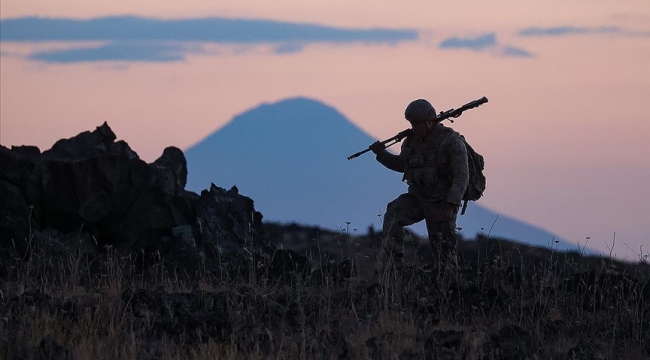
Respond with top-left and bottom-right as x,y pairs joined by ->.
241,96 -> 329,116
225,96 -> 361,138
260,96 -> 329,108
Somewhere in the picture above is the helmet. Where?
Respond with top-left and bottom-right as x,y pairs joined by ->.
405,99 -> 436,123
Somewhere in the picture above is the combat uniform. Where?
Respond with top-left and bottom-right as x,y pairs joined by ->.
375,122 -> 469,263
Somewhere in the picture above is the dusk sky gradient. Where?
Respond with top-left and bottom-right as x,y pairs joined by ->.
1,0 -> 649,260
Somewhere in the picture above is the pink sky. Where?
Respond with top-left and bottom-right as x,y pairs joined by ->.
1,1 -> 649,260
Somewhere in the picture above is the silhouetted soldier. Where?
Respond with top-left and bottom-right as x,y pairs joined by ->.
370,99 -> 469,267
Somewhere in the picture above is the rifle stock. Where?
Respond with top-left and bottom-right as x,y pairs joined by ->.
347,96 -> 488,160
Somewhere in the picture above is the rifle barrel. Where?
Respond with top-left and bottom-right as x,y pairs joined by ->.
347,149 -> 369,160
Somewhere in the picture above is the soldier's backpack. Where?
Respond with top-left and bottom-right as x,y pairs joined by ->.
459,135 -> 486,215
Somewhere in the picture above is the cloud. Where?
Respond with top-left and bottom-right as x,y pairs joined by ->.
518,26 -> 620,37
273,43 -> 305,55
439,33 -> 496,51
28,42 -> 195,63
0,16 -> 418,63
439,33 -> 533,58
501,46 -> 533,58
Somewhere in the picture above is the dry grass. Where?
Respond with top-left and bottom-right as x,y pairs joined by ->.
1,226 -> 649,360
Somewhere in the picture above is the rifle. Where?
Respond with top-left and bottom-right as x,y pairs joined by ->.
346,96 -> 488,160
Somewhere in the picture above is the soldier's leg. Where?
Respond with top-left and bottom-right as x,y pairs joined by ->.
382,193 -> 424,257
423,202 -> 459,266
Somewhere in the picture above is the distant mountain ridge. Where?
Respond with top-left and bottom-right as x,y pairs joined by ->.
185,97 -> 595,254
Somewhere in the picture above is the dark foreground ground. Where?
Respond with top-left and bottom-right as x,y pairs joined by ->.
1,224 -> 649,360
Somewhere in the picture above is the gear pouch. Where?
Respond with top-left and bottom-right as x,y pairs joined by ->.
408,155 -> 426,168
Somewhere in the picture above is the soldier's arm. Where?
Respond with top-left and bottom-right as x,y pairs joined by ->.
376,151 -> 404,172
375,144 -> 406,173
446,135 -> 470,206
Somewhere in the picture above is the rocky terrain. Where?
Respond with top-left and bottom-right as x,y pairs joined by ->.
1,123 -> 649,359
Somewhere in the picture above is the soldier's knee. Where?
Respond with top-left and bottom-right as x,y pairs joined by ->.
385,200 -> 400,216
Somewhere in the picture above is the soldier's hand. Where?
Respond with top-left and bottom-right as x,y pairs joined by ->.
370,141 -> 385,155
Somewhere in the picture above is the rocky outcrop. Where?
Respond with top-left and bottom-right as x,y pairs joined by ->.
0,122 -> 267,274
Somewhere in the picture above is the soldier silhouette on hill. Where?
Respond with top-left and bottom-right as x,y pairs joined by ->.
371,99 -> 470,267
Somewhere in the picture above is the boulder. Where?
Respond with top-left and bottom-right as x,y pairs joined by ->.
0,122 -> 271,274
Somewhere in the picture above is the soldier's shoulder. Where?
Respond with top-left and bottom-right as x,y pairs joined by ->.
444,130 -> 467,152
443,127 -> 464,141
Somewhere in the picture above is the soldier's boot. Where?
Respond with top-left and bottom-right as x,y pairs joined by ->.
381,235 -> 404,262
430,231 -> 459,272
441,247 -> 459,275
377,229 -> 406,271
382,217 -> 405,260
